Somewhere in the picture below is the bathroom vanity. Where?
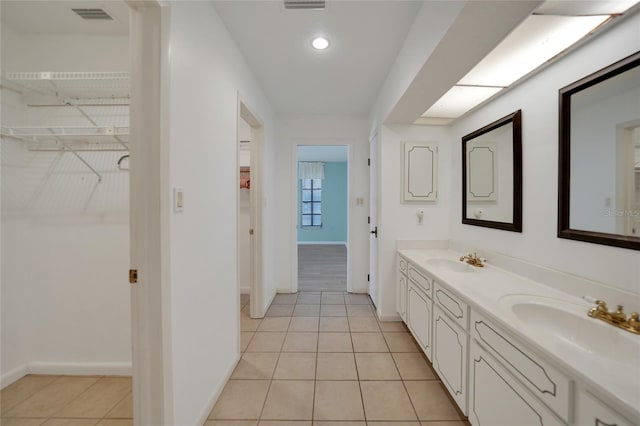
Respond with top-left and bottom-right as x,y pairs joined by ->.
396,248 -> 640,426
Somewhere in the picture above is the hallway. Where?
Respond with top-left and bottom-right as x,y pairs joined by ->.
297,245 -> 348,292
208,292 -> 469,425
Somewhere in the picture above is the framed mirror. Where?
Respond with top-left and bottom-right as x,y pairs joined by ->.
462,110 -> 522,232
558,51 -> 640,250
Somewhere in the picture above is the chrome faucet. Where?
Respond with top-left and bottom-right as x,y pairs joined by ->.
459,253 -> 484,268
588,300 -> 640,335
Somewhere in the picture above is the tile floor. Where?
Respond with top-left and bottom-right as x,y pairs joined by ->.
212,292 -> 470,426
1,375 -> 133,426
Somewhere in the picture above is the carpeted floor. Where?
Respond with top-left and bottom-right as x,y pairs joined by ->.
297,244 -> 347,292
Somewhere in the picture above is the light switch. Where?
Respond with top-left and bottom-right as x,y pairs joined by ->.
174,187 -> 184,212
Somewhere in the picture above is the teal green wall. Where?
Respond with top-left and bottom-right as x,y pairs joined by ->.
298,162 -> 348,243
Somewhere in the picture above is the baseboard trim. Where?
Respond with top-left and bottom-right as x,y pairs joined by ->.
240,285 -> 250,294
194,352 -> 241,426
297,241 -> 347,245
1,364 -> 28,389
1,362 -> 132,390
378,313 -> 402,322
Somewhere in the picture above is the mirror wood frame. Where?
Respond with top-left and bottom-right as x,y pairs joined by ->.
558,51 -> 640,251
462,110 -> 523,232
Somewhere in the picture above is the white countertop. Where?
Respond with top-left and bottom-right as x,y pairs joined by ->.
398,248 -> 640,422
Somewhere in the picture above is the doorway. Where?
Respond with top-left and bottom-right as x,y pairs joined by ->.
296,145 -> 349,292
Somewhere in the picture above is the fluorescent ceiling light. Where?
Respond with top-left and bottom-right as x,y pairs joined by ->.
535,0 -> 640,16
422,86 -> 502,119
459,15 -> 610,87
312,37 -> 329,50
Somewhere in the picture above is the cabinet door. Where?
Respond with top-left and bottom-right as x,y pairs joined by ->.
407,282 -> 432,360
576,389 -> 635,426
433,307 -> 468,415
469,341 -> 564,426
402,141 -> 438,202
397,273 -> 408,323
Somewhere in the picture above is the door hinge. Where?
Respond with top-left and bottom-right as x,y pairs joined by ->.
129,269 -> 138,284
368,216 -> 370,224
249,229 -> 254,235
367,274 -> 370,282
367,158 -> 370,166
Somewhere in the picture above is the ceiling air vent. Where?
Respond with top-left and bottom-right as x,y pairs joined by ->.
72,8 -> 113,20
284,0 -> 325,10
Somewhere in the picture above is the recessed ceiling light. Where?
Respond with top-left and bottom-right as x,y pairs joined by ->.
312,37 -> 330,50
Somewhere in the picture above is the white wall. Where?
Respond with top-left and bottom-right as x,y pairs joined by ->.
376,124 -> 453,318
1,27 -> 131,386
274,115 -> 369,293
450,12 -> 640,295
167,3 -> 276,425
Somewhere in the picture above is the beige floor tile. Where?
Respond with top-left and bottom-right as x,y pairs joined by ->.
316,353 -> 357,380
272,294 -> 298,305
1,375 -> 58,415
345,294 -> 371,305
392,353 -> 436,380
209,380 -> 270,420
419,422 -> 468,426
95,421 -> 133,426
5,376 -> 101,418
317,333 -> 353,352
258,422 -> 311,426
205,422 -> 258,426
245,332 -> 286,353
321,294 -> 345,305
320,305 -> 347,317
241,332 -> 255,352
105,392 -> 132,419
346,305 -> 374,317
383,333 -> 420,352
348,317 -> 380,332
355,353 -> 399,380
261,381 -> 314,420
292,305 -> 320,317
53,377 -> 131,419
241,316 -> 263,332
296,294 -> 321,304
282,333 -> 318,352
266,305 -> 295,317
368,423 -> 420,426
258,317 -> 291,332
43,420 -> 100,426
1,419 -> 47,426
242,305 -> 251,316
314,423 -> 365,426
351,333 -> 388,352
273,353 -> 316,380
377,321 -> 408,332
319,317 -> 349,332
231,353 -> 279,380
360,381 -> 417,421
288,317 -> 319,332
404,381 -> 462,421
313,381 -> 364,421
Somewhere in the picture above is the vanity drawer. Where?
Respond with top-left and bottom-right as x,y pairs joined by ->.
470,310 -> 572,423
398,256 -> 408,276
407,263 -> 432,297
434,283 -> 469,330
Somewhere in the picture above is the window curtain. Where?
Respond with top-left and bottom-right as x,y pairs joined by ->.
298,162 -> 325,180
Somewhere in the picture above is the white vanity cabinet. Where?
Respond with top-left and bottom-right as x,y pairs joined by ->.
433,305 -> 468,414
408,281 -> 433,359
576,390 -> 635,426
397,256 -> 408,323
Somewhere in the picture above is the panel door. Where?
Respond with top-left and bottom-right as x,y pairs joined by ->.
397,273 -> 408,323
402,141 -> 438,202
407,282 -> 432,360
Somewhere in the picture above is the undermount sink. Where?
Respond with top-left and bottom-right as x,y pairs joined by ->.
499,294 -> 640,369
425,258 -> 475,273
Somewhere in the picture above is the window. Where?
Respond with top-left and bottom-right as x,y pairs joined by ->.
301,178 -> 322,227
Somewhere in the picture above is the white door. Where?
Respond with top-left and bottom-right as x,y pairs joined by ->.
369,133 -> 379,307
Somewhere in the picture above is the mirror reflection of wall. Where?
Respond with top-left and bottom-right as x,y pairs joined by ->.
466,124 -> 514,223
569,65 -> 640,237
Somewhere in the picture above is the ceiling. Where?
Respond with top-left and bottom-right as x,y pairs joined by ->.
1,1 -> 129,35
213,0 -> 422,115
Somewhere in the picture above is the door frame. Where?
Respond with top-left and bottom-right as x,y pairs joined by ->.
368,131 -> 379,309
127,1 -> 173,424
290,140 -> 351,293
237,96 -> 265,318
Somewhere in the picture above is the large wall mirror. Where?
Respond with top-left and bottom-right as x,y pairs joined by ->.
559,51 -> 640,250
462,110 -> 522,232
